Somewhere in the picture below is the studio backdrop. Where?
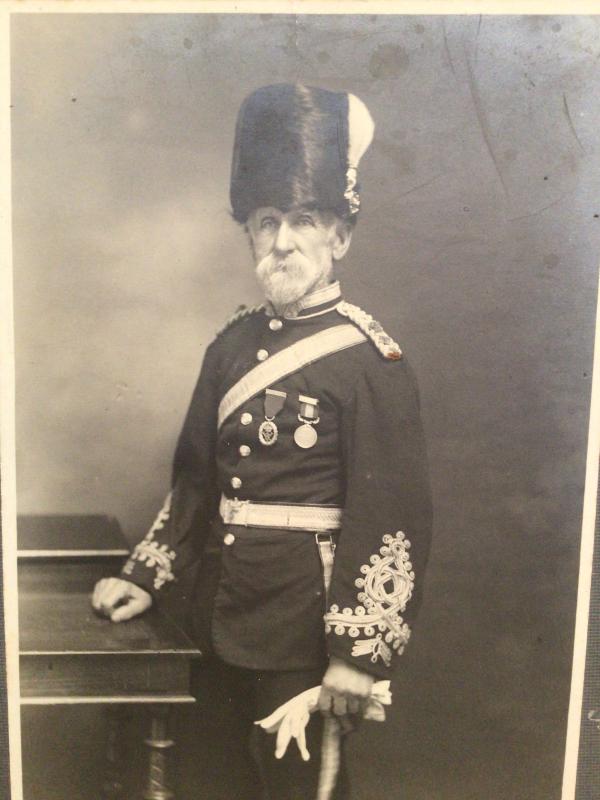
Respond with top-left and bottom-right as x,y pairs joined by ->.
10,12 -> 600,800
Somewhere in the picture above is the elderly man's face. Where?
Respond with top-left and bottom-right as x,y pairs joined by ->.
246,207 -> 351,309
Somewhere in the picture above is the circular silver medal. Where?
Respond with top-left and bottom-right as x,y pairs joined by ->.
294,423 -> 318,449
258,419 -> 278,446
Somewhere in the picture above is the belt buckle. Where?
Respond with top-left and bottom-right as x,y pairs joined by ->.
224,497 -> 247,525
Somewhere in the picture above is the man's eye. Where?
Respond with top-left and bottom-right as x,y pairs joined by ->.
260,218 -> 277,230
297,215 -> 315,227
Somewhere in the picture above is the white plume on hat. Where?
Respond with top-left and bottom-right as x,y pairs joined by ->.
344,94 -> 375,214
347,93 -> 375,170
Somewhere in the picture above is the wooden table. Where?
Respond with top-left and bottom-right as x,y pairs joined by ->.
18,515 -> 202,800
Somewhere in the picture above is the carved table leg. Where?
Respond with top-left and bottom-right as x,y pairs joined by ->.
102,705 -> 130,800
143,704 -> 175,800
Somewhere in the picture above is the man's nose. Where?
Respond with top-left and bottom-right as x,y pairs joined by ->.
273,221 -> 295,255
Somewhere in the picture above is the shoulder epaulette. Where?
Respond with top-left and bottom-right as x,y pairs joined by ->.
216,304 -> 265,336
336,301 -> 402,360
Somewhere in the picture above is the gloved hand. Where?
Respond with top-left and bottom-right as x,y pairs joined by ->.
255,680 -> 392,761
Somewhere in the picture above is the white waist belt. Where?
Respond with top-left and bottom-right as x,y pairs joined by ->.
219,495 -> 343,531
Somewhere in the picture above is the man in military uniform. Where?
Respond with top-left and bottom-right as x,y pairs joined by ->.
92,83 -> 432,799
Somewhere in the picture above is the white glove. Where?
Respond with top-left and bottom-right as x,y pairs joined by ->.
255,680 -> 392,761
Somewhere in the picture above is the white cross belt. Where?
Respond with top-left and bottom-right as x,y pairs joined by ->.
217,323 -> 367,429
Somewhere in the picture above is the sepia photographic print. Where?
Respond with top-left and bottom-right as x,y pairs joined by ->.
1,4 -> 600,799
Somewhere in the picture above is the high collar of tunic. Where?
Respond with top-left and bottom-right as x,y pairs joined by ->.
266,281 -> 342,322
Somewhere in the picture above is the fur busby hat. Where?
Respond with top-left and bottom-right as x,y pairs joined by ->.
230,83 -> 374,224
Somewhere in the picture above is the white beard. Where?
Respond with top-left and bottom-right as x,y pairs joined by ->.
255,253 -> 331,316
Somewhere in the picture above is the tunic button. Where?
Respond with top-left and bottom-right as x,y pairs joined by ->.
240,412 -> 253,426
256,349 -> 269,362
239,445 -> 251,457
224,533 -> 235,546
269,319 -> 283,331
231,476 -> 242,489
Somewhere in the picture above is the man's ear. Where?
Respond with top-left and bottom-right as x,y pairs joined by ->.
331,220 -> 353,261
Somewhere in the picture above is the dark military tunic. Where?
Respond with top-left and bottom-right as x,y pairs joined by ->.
122,281 -> 432,680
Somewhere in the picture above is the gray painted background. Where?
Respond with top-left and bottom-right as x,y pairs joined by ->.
11,13 -> 600,800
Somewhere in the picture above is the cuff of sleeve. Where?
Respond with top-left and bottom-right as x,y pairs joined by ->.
326,637 -> 400,680
120,558 -> 164,600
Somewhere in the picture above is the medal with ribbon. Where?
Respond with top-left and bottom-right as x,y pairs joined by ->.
258,389 -> 287,446
294,395 -> 320,449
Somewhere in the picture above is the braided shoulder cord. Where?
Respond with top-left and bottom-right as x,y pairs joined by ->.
336,301 -> 402,360
216,303 -> 266,337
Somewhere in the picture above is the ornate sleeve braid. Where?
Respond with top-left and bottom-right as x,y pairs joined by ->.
324,531 -> 414,667
122,493 -> 176,591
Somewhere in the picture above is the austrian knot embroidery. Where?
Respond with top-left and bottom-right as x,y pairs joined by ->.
122,492 -> 176,590
324,531 -> 414,667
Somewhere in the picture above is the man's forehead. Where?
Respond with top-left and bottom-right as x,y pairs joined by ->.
250,206 -> 337,222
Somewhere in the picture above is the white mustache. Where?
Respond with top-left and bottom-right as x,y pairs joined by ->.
254,252 -> 318,308
256,253 -> 308,278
